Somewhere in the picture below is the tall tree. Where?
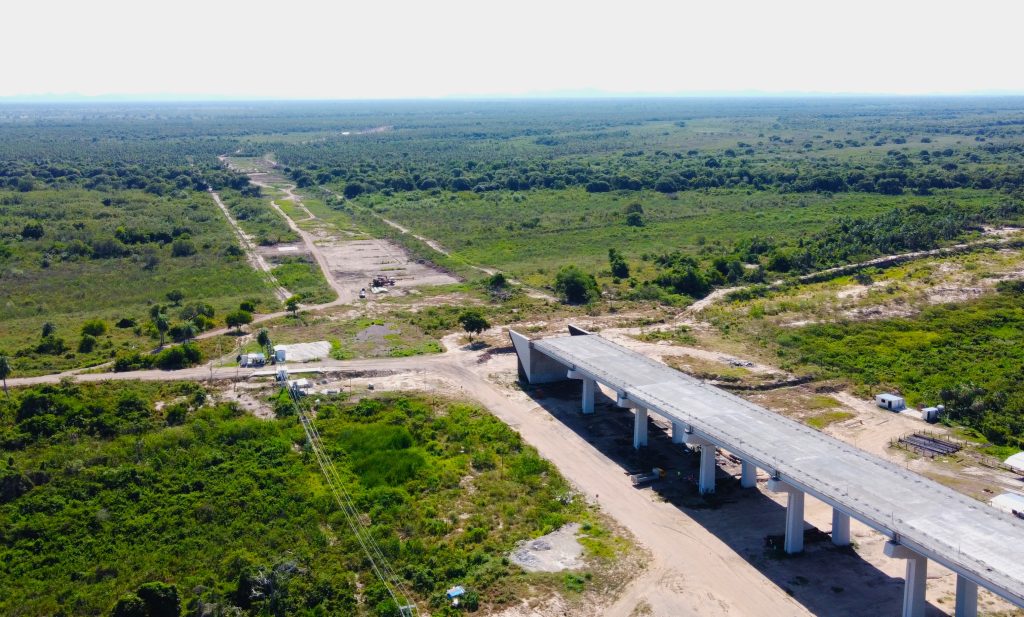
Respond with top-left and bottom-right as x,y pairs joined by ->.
0,354 -> 10,396
152,312 -> 170,348
286,295 -> 301,317
458,309 -> 490,342
257,328 -> 272,356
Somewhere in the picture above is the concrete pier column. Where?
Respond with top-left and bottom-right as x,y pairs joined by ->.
633,407 -> 648,449
831,509 -> 851,546
671,421 -> 685,445
884,541 -> 928,617
784,491 -> 805,553
581,377 -> 595,414
740,460 -> 757,488
682,432 -> 716,494
766,479 -> 805,554
699,445 -> 716,494
955,575 -> 978,617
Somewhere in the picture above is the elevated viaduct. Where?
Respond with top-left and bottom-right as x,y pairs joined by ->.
510,327 -> 1024,617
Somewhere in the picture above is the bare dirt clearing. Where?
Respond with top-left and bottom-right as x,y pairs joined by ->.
225,156 -> 460,306
509,524 -> 585,573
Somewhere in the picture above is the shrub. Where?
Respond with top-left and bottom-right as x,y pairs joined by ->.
153,343 -> 202,370
554,266 -> 599,305
81,319 -> 108,336
625,212 -> 645,227
171,238 -> 196,257
78,335 -> 97,353
36,336 -> 67,355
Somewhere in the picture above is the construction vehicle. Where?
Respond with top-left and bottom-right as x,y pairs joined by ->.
371,274 -> 397,288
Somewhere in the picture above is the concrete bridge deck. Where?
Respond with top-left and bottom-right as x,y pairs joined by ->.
518,330 -> 1024,616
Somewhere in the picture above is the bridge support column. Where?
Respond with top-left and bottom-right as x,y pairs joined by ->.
767,479 -> 805,554
682,432 -> 716,493
740,460 -> 757,488
954,575 -> 977,617
671,421 -> 685,445
884,541 -> 928,617
633,407 -> 648,449
581,377 -> 595,414
567,370 -> 596,414
831,509 -> 851,546
698,445 -> 716,494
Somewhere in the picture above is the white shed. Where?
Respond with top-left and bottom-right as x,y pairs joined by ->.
273,345 -> 287,363
875,393 -> 906,412
990,493 -> 1024,519
1005,452 -> 1024,475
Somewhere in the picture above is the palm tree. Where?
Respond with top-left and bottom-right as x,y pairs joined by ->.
179,320 -> 198,343
0,354 -> 10,396
257,328 -> 272,356
153,313 -> 170,348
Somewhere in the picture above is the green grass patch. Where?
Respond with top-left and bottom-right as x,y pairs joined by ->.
806,410 -> 855,430
270,257 -> 335,304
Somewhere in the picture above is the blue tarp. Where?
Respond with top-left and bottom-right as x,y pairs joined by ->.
446,586 -> 465,599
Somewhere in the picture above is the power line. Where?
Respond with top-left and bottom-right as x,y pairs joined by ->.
286,384 -> 418,616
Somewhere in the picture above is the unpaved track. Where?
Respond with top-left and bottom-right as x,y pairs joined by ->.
209,189 -> 291,302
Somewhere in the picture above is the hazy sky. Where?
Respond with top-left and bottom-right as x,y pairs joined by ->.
5,0 -> 1022,99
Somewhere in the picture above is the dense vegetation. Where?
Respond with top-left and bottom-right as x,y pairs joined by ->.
0,382 -> 606,616
777,282 -> 1024,447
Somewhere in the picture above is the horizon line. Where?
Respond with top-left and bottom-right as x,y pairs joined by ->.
4,89 -> 1024,104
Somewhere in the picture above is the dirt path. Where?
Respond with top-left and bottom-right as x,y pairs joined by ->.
379,215 -> 453,256
685,228 -> 1024,315
208,189 -> 291,302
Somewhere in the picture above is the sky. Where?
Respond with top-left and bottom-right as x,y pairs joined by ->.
4,0 -> 1023,100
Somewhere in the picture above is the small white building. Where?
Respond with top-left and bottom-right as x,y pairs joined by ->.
1005,452 -> 1024,475
240,353 -> 265,367
875,393 -> 906,412
273,345 -> 287,363
289,378 -> 312,396
921,406 -> 940,423
990,493 -> 1024,519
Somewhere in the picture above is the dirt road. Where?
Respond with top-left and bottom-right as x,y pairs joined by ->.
209,189 -> 291,302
